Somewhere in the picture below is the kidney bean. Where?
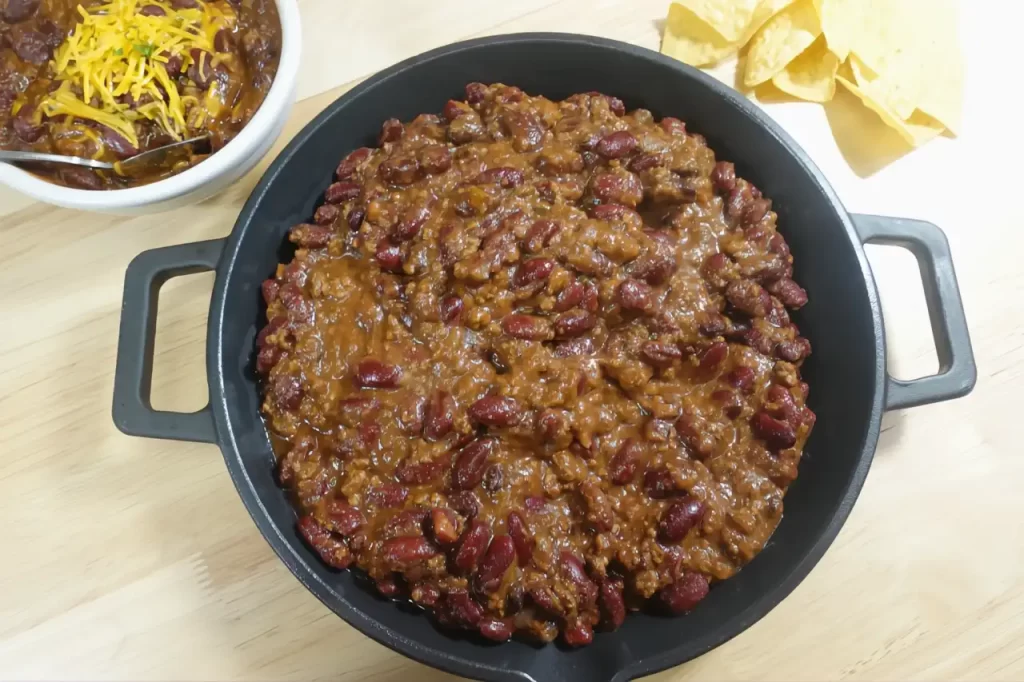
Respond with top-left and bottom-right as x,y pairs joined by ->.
464,82 -> 487,105
256,345 -> 280,374
468,396 -> 524,428
631,250 -> 677,286
711,161 -> 737,193
527,586 -> 563,618
659,496 -> 706,542
433,295 -> 462,325
486,350 -> 511,375
420,390 -> 454,441
768,231 -> 792,259
381,509 -> 430,543
752,411 -> 797,450
325,181 -> 361,204
548,281 -> 582,313
628,152 -> 662,172
289,223 -> 333,249
616,279 -> 654,314
14,30 -> 52,64
3,0 -> 39,22
478,617 -> 514,642
563,621 -> 594,647
188,48 -> 225,88
776,337 -> 812,362
58,167 -> 101,190
412,582 -> 441,607
768,278 -> 808,309
660,572 -> 710,614
534,409 -> 567,443
589,203 -> 636,221
522,219 -> 561,253
501,109 -> 544,152
552,310 -> 596,339
473,166 -> 524,188
453,519 -> 492,573
451,438 -> 495,490
270,373 -> 303,410
482,464 -> 504,492
609,439 -> 643,484
442,99 -> 468,121
448,491 -> 480,519
501,313 -> 554,340
259,277 -> 279,305
297,515 -> 352,569
560,551 -> 598,606
600,580 -> 627,630
11,104 -> 43,143
475,535 -> 515,592
336,147 -> 372,180
374,238 -> 404,272
764,299 -> 790,328
395,454 -> 447,485
595,131 -> 638,159
523,496 -> 549,513
382,536 -> 439,567
506,511 -> 534,566
644,467 -> 678,499
429,507 -> 460,545
513,258 -> 555,288
313,203 -> 340,225
346,207 -> 366,231
699,341 -> 729,374
726,280 -> 771,317
325,499 -> 366,536
726,184 -> 753,220
660,117 -> 687,136
365,483 -> 409,508
590,171 -> 643,207
379,154 -> 422,185
639,341 -> 683,369
374,576 -> 401,597
553,337 -> 596,358
743,198 -> 772,227
378,118 -> 404,144
353,358 -> 402,388
417,145 -> 452,175
443,589 -> 484,627
392,204 -> 430,242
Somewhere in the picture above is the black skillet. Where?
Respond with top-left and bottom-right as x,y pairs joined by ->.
112,33 -> 976,682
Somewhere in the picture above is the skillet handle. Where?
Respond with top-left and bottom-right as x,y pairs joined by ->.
851,214 -> 977,410
112,239 -> 224,443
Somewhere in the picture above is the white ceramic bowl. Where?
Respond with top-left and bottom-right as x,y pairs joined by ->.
0,0 -> 301,214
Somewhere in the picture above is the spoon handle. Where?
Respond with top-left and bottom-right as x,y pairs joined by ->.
0,150 -> 115,170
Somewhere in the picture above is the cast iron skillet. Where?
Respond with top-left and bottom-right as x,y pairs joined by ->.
111,34 -> 977,682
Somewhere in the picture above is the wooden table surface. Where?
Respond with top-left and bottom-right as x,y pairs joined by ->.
1,1 -> 1021,679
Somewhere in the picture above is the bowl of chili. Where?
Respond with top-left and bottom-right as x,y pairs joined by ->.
0,0 -> 301,212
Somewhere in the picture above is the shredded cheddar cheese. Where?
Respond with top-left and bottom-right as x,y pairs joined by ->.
39,0 -> 235,148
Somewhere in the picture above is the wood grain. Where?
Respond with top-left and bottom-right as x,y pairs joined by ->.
1,0 -> 1022,679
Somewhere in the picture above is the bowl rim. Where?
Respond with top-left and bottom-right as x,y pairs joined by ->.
0,0 -> 302,209
210,32 -> 884,682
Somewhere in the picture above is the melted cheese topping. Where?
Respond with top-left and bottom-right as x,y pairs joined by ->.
39,0 -> 235,148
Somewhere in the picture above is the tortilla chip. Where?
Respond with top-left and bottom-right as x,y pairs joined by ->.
662,0 -> 797,67
836,74 -> 945,147
772,37 -> 839,102
744,0 -> 822,87
672,0 -> 763,42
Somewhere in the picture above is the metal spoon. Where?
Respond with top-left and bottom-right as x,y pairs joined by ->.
0,134 -> 211,172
